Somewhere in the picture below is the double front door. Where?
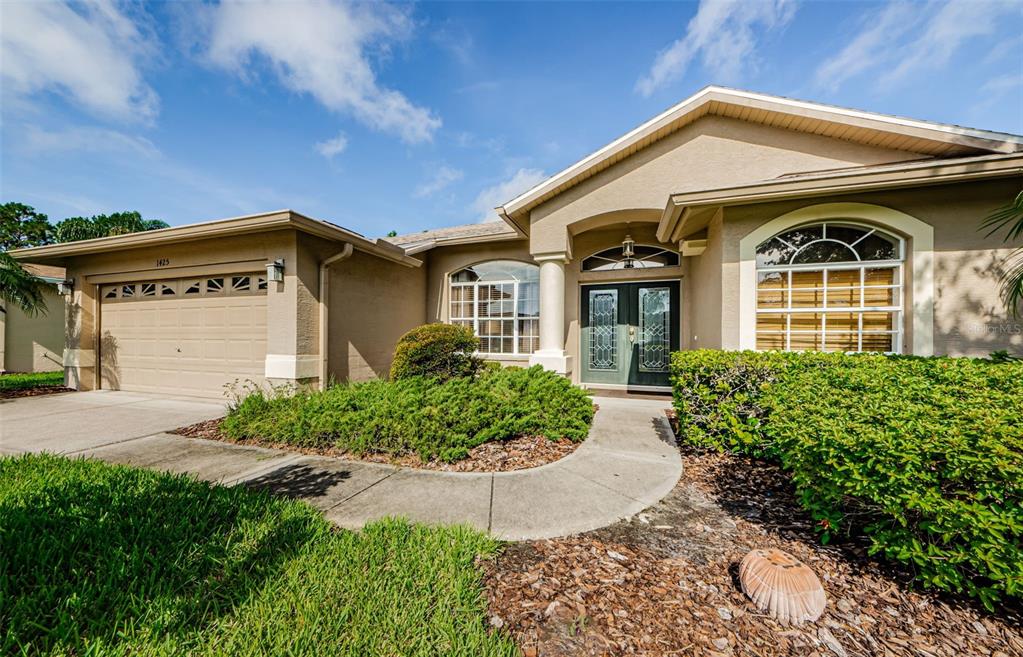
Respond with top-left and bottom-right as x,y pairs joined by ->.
580,281 -> 680,387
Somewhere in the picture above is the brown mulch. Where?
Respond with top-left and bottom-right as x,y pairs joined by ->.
0,386 -> 74,400
482,446 -> 1023,657
171,418 -> 580,472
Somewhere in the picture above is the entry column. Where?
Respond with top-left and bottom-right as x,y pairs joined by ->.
528,253 -> 572,375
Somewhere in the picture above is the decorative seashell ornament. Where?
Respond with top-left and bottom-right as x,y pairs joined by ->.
739,548 -> 826,625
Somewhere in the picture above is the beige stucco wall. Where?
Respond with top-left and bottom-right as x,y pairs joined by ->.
0,286 -> 65,373
686,213 -> 723,351
527,115 -> 924,255
326,248 -> 426,382
713,178 -> 1022,356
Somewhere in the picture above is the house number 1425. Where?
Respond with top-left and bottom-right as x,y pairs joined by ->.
156,258 -> 170,267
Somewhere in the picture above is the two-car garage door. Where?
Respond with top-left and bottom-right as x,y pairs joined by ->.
99,273 -> 267,398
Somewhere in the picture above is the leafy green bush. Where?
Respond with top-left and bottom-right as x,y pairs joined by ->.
668,350 -> 842,454
670,350 -> 1023,607
0,453 -> 516,656
224,365 -> 594,462
390,323 -> 482,382
0,371 -> 64,391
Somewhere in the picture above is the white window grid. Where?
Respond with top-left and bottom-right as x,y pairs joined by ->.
450,279 -> 538,356
755,261 -> 904,353
755,223 -> 905,354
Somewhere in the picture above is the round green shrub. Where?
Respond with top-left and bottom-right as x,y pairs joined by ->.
389,323 -> 482,382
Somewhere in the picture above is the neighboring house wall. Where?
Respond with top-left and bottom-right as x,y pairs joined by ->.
716,177 -> 1022,357
527,115 -> 925,255
327,248 -> 426,381
0,287 -> 64,373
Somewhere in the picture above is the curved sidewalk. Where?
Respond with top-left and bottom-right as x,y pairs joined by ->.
74,395 -> 682,540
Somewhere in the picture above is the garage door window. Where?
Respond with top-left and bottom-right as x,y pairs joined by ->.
102,273 -> 268,302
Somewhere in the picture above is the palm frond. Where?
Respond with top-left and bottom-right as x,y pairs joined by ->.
0,252 -> 49,317
1000,248 -> 1023,317
981,190 -> 1023,241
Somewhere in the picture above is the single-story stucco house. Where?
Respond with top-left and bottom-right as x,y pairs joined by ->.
11,87 -> 1023,398
0,264 -> 66,374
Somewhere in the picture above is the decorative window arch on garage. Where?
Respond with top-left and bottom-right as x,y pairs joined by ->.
738,203 -> 934,356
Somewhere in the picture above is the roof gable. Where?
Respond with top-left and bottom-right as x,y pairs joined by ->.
498,86 -> 1023,229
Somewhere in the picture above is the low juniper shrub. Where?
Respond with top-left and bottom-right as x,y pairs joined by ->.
222,365 -> 594,463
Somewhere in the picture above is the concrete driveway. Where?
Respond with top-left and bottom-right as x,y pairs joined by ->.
0,390 -> 227,456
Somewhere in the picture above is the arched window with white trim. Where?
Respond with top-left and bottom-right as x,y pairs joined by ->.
450,261 -> 539,355
755,222 -> 904,353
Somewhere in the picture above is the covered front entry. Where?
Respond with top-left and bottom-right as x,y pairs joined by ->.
98,273 -> 268,397
580,281 -> 679,388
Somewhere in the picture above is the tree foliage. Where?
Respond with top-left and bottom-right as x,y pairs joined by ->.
0,202 -> 52,251
53,211 -> 169,243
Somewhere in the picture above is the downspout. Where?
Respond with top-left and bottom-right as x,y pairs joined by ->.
319,243 -> 354,390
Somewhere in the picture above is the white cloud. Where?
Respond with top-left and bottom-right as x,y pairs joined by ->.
813,3 -> 918,92
315,132 -> 349,159
636,0 -> 796,97
0,0 -> 158,121
201,0 -> 440,144
21,124 -> 160,159
470,168 -> 547,223
414,165 -> 464,198
815,0 -> 1019,92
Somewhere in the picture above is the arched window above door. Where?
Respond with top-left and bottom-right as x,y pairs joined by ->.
582,245 -> 680,271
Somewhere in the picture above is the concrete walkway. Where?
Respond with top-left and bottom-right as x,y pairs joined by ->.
1,392 -> 681,540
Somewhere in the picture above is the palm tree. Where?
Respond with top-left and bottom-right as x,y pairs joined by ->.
0,252 -> 48,317
982,190 -> 1023,316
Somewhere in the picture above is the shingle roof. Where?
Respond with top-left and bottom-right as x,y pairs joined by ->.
384,221 -> 520,251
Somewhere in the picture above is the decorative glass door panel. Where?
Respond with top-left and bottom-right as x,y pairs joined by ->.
581,281 -> 679,387
638,287 -> 670,372
589,289 -> 618,371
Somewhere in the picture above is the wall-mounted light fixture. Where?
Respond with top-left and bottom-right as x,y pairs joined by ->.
57,279 -> 75,296
621,234 -> 636,269
266,259 -> 285,283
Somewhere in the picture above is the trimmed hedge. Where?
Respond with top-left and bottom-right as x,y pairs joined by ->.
224,365 -> 594,463
670,350 -> 1023,608
390,323 -> 482,382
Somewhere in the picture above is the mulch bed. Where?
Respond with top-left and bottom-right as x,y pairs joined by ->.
482,446 -> 1023,657
172,418 -> 580,472
0,386 -> 74,400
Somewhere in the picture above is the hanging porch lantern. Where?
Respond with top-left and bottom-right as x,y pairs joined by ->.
622,234 -> 636,269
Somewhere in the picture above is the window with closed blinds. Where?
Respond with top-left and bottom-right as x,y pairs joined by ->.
755,222 -> 904,353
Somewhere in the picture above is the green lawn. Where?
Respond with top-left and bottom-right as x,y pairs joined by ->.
0,371 -> 64,391
0,454 -> 518,657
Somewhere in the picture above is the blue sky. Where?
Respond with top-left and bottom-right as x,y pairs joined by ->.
2,0 -> 1021,238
